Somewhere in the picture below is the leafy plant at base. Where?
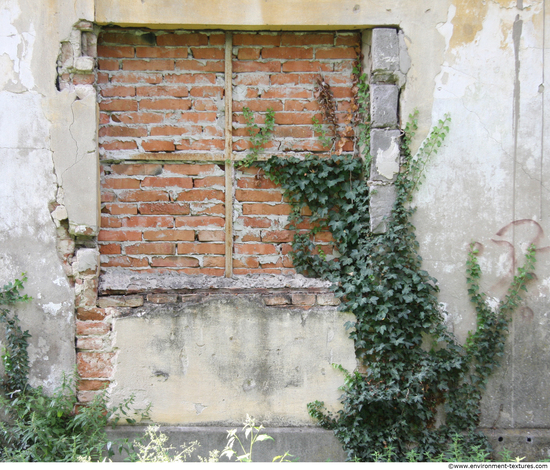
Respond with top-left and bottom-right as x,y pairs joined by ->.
0,275 -> 150,462
0,274 -> 31,396
249,64 -> 537,460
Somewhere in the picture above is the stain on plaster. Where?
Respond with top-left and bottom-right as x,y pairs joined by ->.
450,0 -> 489,49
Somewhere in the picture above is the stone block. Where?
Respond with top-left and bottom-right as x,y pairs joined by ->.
98,295 -> 144,308
74,248 -> 100,275
370,129 -> 401,182
371,28 -> 399,83
369,184 -> 397,234
317,293 -> 340,306
371,84 -> 398,128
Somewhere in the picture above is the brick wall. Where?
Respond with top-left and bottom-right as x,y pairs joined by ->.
97,28 -> 359,276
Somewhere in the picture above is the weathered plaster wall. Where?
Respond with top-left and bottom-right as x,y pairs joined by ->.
3,0 -> 550,457
0,0 -> 98,389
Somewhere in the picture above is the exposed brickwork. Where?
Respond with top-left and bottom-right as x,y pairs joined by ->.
97,28 -> 225,158
97,29 -> 359,277
232,31 -> 360,155
99,162 -> 226,275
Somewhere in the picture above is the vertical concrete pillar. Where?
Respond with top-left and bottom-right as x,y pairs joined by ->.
367,28 -> 402,234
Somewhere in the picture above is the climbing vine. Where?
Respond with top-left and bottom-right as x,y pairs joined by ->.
244,60 -> 537,461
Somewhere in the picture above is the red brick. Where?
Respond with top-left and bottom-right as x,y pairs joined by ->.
76,307 -> 107,321
234,74 -> 270,86
166,163 -> 219,175
314,232 -> 335,242
102,177 -> 141,189
242,203 -> 292,216
233,100 -> 284,112
139,202 -> 190,215
177,243 -> 225,255
150,125 -> 201,136
175,60 -> 224,72
263,294 -> 291,305
77,379 -> 110,391
98,45 -> 135,58
262,88 -> 311,99
237,177 -> 278,190
136,85 -> 189,97
100,31 -> 157,46
76,321 -> 110,336
112,72 -> 163,84
98,59 -> 119,71
192,203 -> 225,215
101,216 -> 122,228
117,190 -> 170,202
273,126 -> 313,138
77,352 -> 115,379
274,112 -> 321,125
100,85 -> 136,97
99,244 -> 121,255
140,98 -> 192,110
240,216 -> 272,228
143,230 -> 194,241
122,59 -> 175,71
316,48 -> 357,59
122,215 -> 174,228
165,73 -> 216,84
189,86 -> 223,98
111,112 -> 164,124
234,257 -> 260,268
191,47 -> 224,59
235,243 -> 278,255
141,176 -> 193,188
262,47 -> 313,60
102,203 -> 138,215
236,189 -> 282,202
233,61 -> 281,73
233,33 -> 281,46
284,100 -> 321,112
136,46 -> 188,58
99,126 -> 147,138
98,230 -> 142,241
198,230 -> 224,242
210,33 -> 225,45
335,33 -> 361,46
282,61 -> 333,73
126,243 -> 175,255
203,256 -> 225,267
175,216 -> 224,227
99,99 -> 138,112
237,48 -> 261,60
331,87 -> 354,99
241,234 -> 261,242
157,33 -> 208,46
177,139 -> 224,151
261,230 -> 294,242
177,189 -> 224,202
73,74 -> 95,85
281,33 -> 334,46
150,256 -> 199,267
193,176 -> 225,187
101,191 -> 115,202
142,140 -> 176,152
177,112 -> 218,123
101,256 -> 149,268
111,164 -> 162,175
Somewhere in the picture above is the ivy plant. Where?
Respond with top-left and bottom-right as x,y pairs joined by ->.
248,60 -> 537,461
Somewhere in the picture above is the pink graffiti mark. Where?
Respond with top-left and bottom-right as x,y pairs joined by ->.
480,219 -> 549,301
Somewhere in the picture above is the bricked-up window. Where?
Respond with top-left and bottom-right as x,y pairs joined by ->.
97,29 -> 360,277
